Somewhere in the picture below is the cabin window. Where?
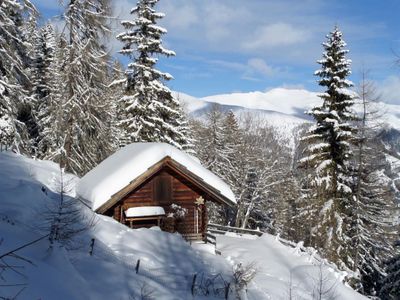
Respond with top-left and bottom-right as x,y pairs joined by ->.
154,174 -> 172,203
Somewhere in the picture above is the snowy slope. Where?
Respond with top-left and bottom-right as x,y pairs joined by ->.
0,152 -> 232,299
0,153 -> 366,299
217,234 -> 366,300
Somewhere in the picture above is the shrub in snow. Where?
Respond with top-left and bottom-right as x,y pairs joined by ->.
43,168 -> 95,248
233,262 -> 257,300
167,203 -> 188,231
167,204 -> 188,221
129,282 -> 156,300
310,263 -> 339,300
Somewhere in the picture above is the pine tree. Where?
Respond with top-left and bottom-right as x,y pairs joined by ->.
351,73 -> 399,295
299,26 -> 357,270
380,240 -> 400,300
176,97 -> 196,155
194,104 -> 230,224
106,60 -> 125,151
116,0 -> 191,150
31,23 -> 58,157
201,104 -> 230,175
61,0 -> 116,175
0,0 -> 37,152
36,32 -> 66,162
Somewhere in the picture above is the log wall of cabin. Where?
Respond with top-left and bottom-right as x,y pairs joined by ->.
105,169 -> 206,238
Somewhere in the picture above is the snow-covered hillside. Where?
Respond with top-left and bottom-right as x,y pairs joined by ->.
0,152 -> 366,299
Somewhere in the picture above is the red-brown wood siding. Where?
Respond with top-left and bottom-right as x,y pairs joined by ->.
104,167 -> 207,239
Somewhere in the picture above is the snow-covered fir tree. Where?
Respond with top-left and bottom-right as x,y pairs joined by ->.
0,0 -> 37,152
105,61 -> 125,151
35,31 -> 66,162
61,0 -> 116,175
31,23 -> 59,157
351,74 -> 399,295
299,26 -> 358,270
193,104 -> 231,223
200,104 -> 230,176
176,100 -> 196,155
116,0 -> 191,150
380,240 -> 400,300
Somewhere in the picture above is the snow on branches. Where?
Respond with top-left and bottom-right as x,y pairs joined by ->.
299,25 -> 358,273
116,0 -> 193,153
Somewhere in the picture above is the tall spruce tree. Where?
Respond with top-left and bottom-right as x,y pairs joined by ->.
380,240 -> 400,300
36,31 -> 66,162
194,104 -> 230,224
61,0 -> 116,175
0,0 -> 37,152
31,23 -> 58,157
116,0 -> 190,150
299,26 -> 357,270
351,74 -> 399,295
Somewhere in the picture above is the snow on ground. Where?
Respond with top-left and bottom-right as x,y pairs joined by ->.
217,233 -> 367,300
76,142 -> 236,211
0,152 -> 232,299
0,152 -> 366,299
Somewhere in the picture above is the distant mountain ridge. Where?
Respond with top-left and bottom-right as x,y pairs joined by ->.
175,88 -> 400,132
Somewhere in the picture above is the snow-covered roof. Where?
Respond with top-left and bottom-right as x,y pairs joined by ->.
76,143 -> 236,211
125,206 -> 165,218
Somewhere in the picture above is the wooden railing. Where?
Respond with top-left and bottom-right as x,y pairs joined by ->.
207,223 -> 263,237
183,233 -> 204,242
206,223 -> 349,279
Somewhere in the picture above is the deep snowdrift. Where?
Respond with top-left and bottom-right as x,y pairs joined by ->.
0,152 -> 366,299
0,152 -> 232,299
217,233 -> 366,299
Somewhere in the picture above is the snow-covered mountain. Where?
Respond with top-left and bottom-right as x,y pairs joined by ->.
176,87 -> 400,133
177,88 -> 400,201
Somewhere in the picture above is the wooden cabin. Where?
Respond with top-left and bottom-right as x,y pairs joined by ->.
77,143 -> 236,241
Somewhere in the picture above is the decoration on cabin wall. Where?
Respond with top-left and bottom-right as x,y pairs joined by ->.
195,196 -> 204,209
167,203 -> 188,232
168,203 -> 188,220
194,196 -> 204,234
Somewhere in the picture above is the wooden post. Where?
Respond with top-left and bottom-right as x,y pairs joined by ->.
191,273 -> 197,295
135,259 -> 140,274
89,238 -> 95,256
225,282 -> 230,300
202,201 -> 207,241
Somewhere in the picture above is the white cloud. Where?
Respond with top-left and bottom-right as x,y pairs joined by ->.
243,58 -> 283,79
207,58 -> 284,80
245,23 -> 312,50
379,75 -> 400,104
160,1 -> 200,31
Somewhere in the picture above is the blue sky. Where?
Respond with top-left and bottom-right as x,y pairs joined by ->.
32,0 -> 400,102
